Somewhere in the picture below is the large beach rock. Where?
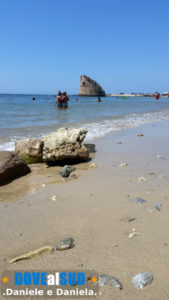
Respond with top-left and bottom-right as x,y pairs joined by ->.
15,138 -> 44,164
42,128 -> 89,163
79,75 -> 105,96
0,151 -> 30,185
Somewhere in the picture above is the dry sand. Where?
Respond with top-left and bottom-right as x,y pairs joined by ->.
1,120 -> 169,299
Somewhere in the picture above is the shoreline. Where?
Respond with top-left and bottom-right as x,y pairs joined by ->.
1,120 -> 169,299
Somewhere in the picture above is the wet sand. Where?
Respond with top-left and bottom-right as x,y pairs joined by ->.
1,120 -> 169,299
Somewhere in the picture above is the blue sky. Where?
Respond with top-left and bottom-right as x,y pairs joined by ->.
0,0 -> 169,94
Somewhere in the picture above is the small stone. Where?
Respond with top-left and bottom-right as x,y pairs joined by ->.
132,272 -> 153,289
138,177 -> 146,182
89,163 -> 97,169
154,203 -> 163,211
119,162 -> 127,168
117,141 -> 122,144
55,238 -> 74,251
149,172 -> 156,175
59,165 -> 76,178
99,274 -> 122,289
133,197 -> 146,204
128,217 -> 137,222
42,184 -> 46,187
49,195 -> 58,201
137,134 -> 144,137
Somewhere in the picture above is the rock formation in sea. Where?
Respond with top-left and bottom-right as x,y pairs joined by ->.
79,75 -> 105,96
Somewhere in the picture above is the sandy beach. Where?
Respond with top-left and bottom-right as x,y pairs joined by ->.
1,120 -> 169,299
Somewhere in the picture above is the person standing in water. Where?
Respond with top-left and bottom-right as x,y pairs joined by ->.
97,96 -> 102,102
62,92 -> 69,108
55,91 -> 63,108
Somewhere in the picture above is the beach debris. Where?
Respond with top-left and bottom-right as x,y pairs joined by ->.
99,274 -> 122,289
128,229 -> 140,238
49,195 -> 58,201
154,203 -> 163,211
128,217 -> 137,222
137,134 -> 144,137
132,272 -> 153,289
55,238 -> 74,251
9,245 -> 54,264
59,165 -> 76,178
138,176 -> 146,182
149,172 -> 156,175
89,163 -> 97,169
133,197 -> 146,204
119,162 -> 128,168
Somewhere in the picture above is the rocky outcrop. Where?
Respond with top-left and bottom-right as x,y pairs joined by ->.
79,75 -> 105,96
15,138 -> 44,164
0,151 -> 30,185
42,127 -> 89,163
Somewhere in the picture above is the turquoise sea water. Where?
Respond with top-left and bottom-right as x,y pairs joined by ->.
1,94 -> 169,150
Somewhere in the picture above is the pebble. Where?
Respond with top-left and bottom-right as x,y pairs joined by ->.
55,238 -> 74,251
41,184 -> 46,187
117,141 -> 122,144
138,177 -> 146,182
119,162 -> 128,168
89,163 -> 97,169
133,197 -> 146,204
49,195 -> 58,201
137,134 -> 144,137
132,272 -> 153,289
128,217 -> 137,222
99,274 -> 122,289
70,171 -> 78,178
59,165 -> 76,178
154,203 -> 163,211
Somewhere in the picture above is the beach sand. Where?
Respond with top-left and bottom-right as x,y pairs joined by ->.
1,120 -> 169,299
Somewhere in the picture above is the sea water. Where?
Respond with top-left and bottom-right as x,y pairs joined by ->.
0,94 -> 169,150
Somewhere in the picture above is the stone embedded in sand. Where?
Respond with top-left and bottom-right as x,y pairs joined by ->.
132,272 -> 153,289
59,165 -> 76,178
42,128 -> 89,163
0,151 -> 30,186
133,197 -> 146,204
55,238 -> 74,251
15,138 -> 44,164
99,274 -> 122,289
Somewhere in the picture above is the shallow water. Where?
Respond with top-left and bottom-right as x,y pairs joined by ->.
1,94 -> 169,150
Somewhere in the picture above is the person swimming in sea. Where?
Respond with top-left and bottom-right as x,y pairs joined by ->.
97,96 -> 102,102
55,91 -> 63,108
62,91 -> 69,108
